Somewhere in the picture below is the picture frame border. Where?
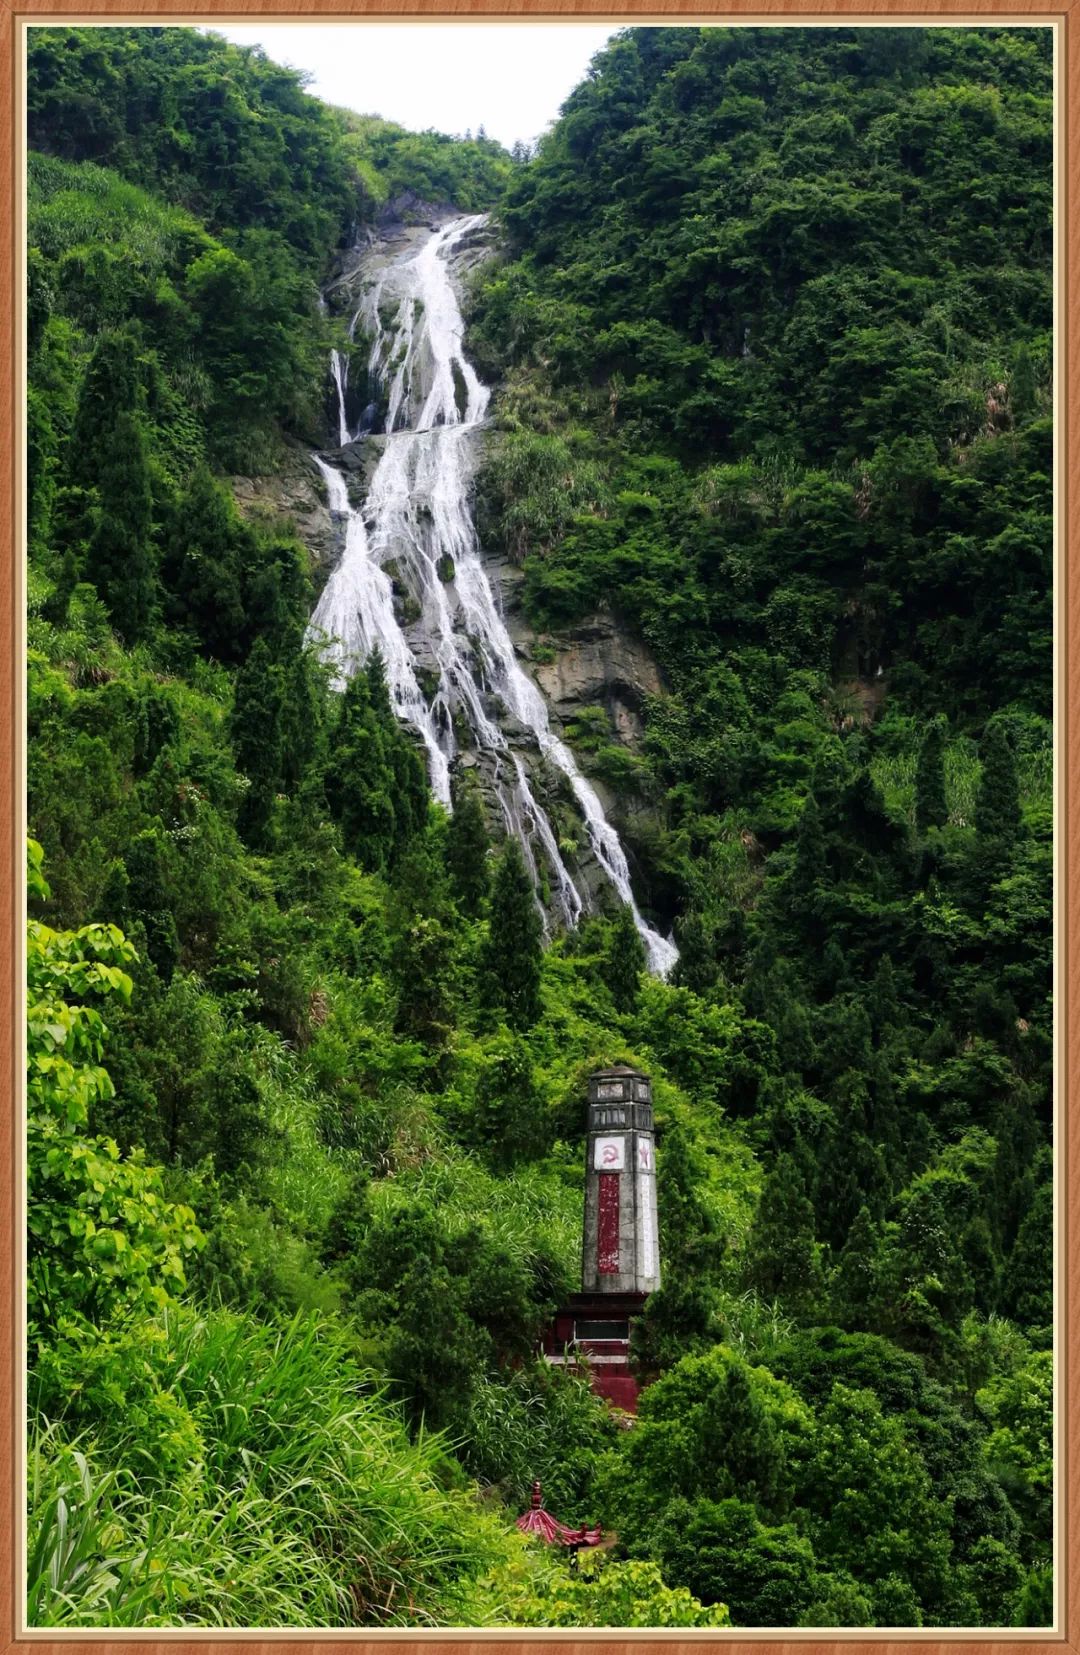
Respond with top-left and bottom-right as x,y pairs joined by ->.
3,5 -> 1070,1650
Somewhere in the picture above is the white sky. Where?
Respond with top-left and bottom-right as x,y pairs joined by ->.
206,23 -> 619,152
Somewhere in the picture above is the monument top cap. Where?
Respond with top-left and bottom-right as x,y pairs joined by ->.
588,1068 -> 652,1110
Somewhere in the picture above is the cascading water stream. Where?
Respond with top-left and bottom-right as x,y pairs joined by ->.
309,454 -> 451,805
329,350 -> 350,447
307,216 -> 677,976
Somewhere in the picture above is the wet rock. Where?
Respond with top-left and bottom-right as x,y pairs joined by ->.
377,192 -> 458,230
228,439 -> 337,581
486,549 -> 665,751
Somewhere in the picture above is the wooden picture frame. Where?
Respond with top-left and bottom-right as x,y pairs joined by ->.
3,5 -> 1070,1652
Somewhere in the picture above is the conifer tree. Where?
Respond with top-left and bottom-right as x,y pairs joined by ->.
656,1119 -> 724,1272
787,793 -> 827,928
320,1171 -> 371,1266
321,654 -> 430,874
745,1152 -> 823,1315
232,638 -> 284,848
278,646 -> 326,794
89,405 -> 156,642
360,651 -> 429,865
322,667 -> 394,871
975,719 -> 1021,842
475,1036 -> 545,1168
483,837 -> 543,1030
68,328 -> 141,482
606,901 -> 646,1013
633,1118 -> 724,1375
28,385 -> 59,568
97,857 -> 130,928
915,714 -> 949,834
671,909 -> 721,995
124,828 -> 180,983
711,1362 -> 787,1518
163,466 -> 247,662
446,782 -> 490,916
41,548 -> 79,628
1000,1181 -> 1052,1330
832,1205 -> 883,1328
70,329 -> 158,642
392,915 -> 458,1062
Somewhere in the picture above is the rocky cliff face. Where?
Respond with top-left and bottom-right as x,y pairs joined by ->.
229,438 -> 336,592
500,575 -> 664,751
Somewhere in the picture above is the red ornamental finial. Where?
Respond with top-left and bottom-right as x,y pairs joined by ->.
530,1480 -> 543,1509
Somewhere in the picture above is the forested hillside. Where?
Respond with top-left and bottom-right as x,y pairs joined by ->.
26,24 -> 1052,1629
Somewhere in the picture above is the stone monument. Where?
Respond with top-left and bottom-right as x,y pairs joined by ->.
582,1065 -> 660,1295
542,1065 -> 659,1412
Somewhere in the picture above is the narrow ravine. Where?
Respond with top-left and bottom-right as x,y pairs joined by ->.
308,216 -> 678,976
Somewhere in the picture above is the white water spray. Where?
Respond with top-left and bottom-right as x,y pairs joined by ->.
308,217 -> 677,976
329,350 -> 351,446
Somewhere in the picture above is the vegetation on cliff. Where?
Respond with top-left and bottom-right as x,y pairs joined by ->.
26,23 -> 1051,1629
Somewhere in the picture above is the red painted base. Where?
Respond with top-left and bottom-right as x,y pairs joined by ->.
542,1292 -> 647,1416
592,1372 -> 640,1413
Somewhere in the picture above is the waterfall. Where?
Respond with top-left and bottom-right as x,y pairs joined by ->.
308,216 -> 677,977
329,349 -> 351,446
309,453 -> 452,806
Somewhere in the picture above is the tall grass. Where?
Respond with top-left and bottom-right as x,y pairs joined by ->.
28,153 -> 203,269
251,1023 -> 362,1236
872,732 -> 1052,829
29,1306 -> 514,1627
367,1154 -> 582,1287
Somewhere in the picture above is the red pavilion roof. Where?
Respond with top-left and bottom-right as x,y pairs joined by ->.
515,1482 -> 602,1548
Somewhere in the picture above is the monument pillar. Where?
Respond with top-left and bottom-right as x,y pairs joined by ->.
582,1065 -> 660,1295
542,1065 -> 660,1413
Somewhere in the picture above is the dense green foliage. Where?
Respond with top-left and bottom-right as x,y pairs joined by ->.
467,21 -> 1053,1626
27,22 -> 1051,1630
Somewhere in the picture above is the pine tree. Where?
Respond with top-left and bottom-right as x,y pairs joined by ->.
606,901 -> 646,1013
322,668 -> 394,871
1000,1181 -> 1052,1330
785,792 -> 827,933
28,385 -> 59,568
745,1152 -> 823,1315
915,713 -> 949,833
631,1110 -> 744,1369
483,837 -> 543,1030
832,1205 -> 884,1327
320,1171 -> 371,1266
475,1036 -> 545,1168
975,719 -> 1021,842
671,909 -> 721,995
232,639 -> 284,848
124,828 -> 180,983
654,1119 -> 724,1282
41,547 -> 80,628
709,1362 -> 787,1518
70,329 -> 158,642
97,857 -> 130,928
366,651 -> 429,867
90,406 -> 156,642
68,328 -> 141,484
446,783 -> 490,916
278,646 -> 326,794
392,916 -> 458,1062
162,466 -> 247,662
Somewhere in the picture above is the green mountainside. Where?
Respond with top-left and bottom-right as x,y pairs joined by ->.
26,24 -> 1052,1629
